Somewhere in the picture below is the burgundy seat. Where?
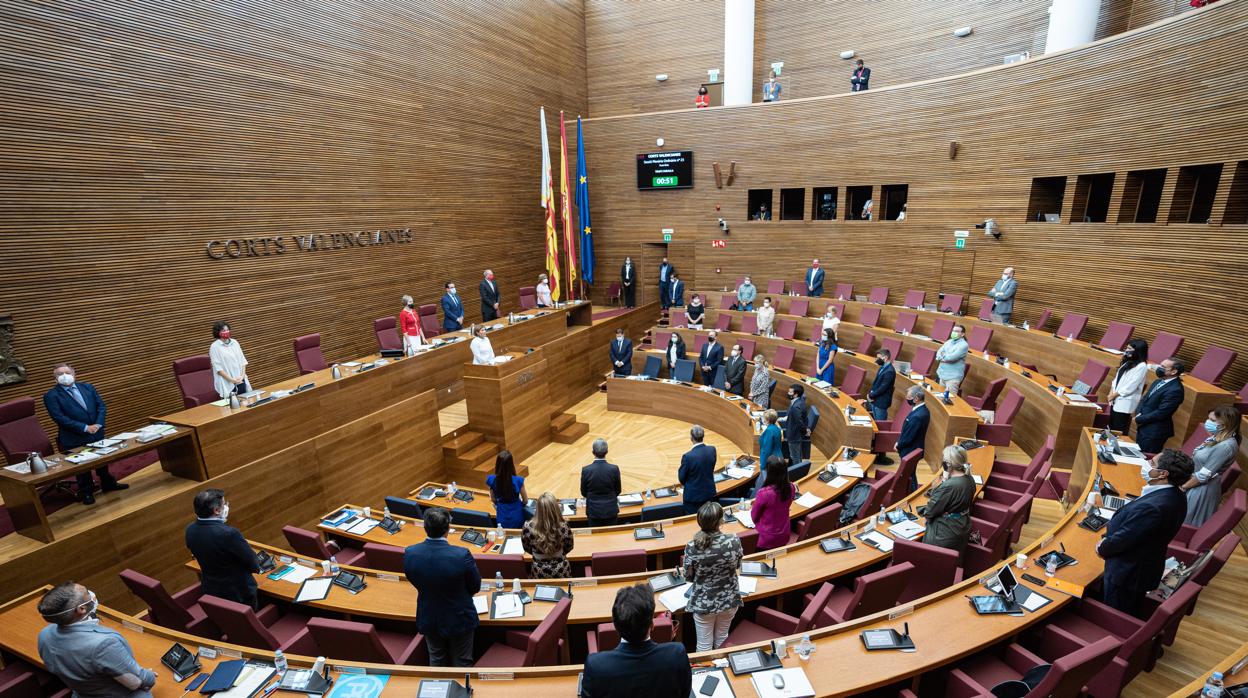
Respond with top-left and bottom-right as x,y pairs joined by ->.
790,299 -> 810,317
964,377 -> 1007,411
871,402 -> 913,454
939,294 -> 963,314
1034,308 -> 1052,331
987,437 -> 1057,507
868,287 -> 889,304
791,503 -> 843,543
292,334 -> 328,375
373,317 -> 401,352
834,283 -> 853,300
988,436 -> 1055,486
859,306 -> 881,328
1167,489 -> 1246,561
978,461 -> 1052,526
725,582 -> 835,646
766,280 -> 785,294
606,282 -> 621,306
198,595 -> 317,655
894,312 -> 917,335
692,334 -> 708,355
967,326 -> 993,353
653,331 -> 672,351
947,636 -> 1119,698
1142,533 -> 1239,637
784,279 -> 804,297
587,613 -> 677,653
977,298 -> 995,322
0,398 -> 54,465
890,540 -> 963,604
856,472 -> 896,519
903,289 -> 925,308
585,549 -> 646,577
962,497 -> 1031,575
741,315 -> 758,335
119,570 -> 218,638
306,617 -> 426,665
1191,345 -> 1238,385
885,449 -> 923,506
910,347 -> 936,376
931,318 -> 954,342
720,293 -> 735,309
825,302 -> 846,319
1098,322 -> 1134,352
362,542 -> 405,573
1148,331 -> 1184,364
776,318 -> 797,340
772,345 -> 795,371
518,286 -> 537,310
474,553 -> 528,579
418,304 -> 442,338
739,339 -> 756,360
0,663 -> 42,698
1237,381 -> 1248,414
855,332 -> 876,355
1073,359 -> 1111,395
975,389 -> 1024,446
880,338 -> 902,364
816,562 -> 915,625
839,365 -> 866,399
476,597 -> 572,667
1054,313 -> 1088,340
714,314 -> 731,331
172,356 -> 220,409
1221,462 -> 1242,496
281,525 -> 366,566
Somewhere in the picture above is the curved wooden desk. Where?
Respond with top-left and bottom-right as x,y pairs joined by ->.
605,375 -> 761,455
1169,639 -> 1248,696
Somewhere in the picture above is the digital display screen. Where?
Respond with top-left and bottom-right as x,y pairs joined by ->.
637,151 -> 694,190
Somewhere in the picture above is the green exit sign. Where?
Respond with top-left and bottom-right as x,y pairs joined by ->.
663,233 -> 672,242
651,176 -> 679,187
955,238 -> 966,249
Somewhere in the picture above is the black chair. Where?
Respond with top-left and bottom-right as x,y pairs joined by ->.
642,355 -> 662,378
712,365 -> 727,390
768,379 -> 778,404
788,460 -> 812,481
802,405 -> 821,460
451,507 -> 492,527
673,359 -> 696,382
384,496 -> 422,519
640,502 -> 685,522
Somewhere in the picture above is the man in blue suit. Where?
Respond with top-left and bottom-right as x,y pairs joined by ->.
893,386 -> 929,490
865,348 -> 896,421
582,584 -> 692,698
668,273 -> 684,308
609,329 -> 633,376
697,331 -> 724,386
658,258 -> 675,309
42,364 -> 126,504
783,383 -> 808,466
805,258 -> 824,297
441,281 -> 465,332
1097,449 -> 1192,616
184,488 -> 259,609
987,267 -> 1017,323
1133,358 -> 1185,454
678,425 -> 717,515
403,507 -> 481,666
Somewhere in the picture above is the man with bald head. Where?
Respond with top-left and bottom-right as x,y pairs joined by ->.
988,266 -> 1017,324
479,269 -> 500,321
43,363 -> 127,505
37,582 -> 158,698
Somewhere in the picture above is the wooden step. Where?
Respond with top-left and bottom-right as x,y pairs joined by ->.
450,440 -> 499,470
442,430 -> 484,457
551,421 -> 589,444
550,412 -> 576,431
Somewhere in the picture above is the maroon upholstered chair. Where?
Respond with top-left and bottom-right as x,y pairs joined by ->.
1034,308 -> 1053,331
894,312 -> 917,335
292,334 -> 327,375
476,597 -> 572,667
585,549 -> 646,577
306,617 -> 426,665
766,279 -> 785,294
868,287 -> 889,304
885,449 -> 923,506
1097,322 -> 1134,351
967,326 -> 993,353
693,334 -> 709,355
871,403 -> 913,454
1142,534 -> 1239,633
741,315 -> 758,335
373,317 -> 402,352
281,526 -> 366,566
172,356 -> 220,409
791,503 -> 843,543
776,318 -> 797,340
807,324 -> 823,345
939,294 -> 963,314
816,562 -> 915,625
859,306 -> 881,328
772,345 -> 795,370
736,529 -> 759,555
910,347 -> 936,376
725,583 -> 834,646
880,338 -> 902,364
474,553 -> 528,580
839,365 -> 866,399
857,472 -> 896,517
120,570 -> 218,638
902,289 -> 925,308
0,663 -> 42,698
739,339 -> 756,360
1237,381 -> 1248,414
986,436 -> 1056,499
1148,331 -> 1184,364
978,461 -> 1051,526
518,286 -> 537,310
362,542 -> 405,573
720,293 -> 735,309
931,317 -> 954,342
963,377 -> 1007,411
418,304 -> 442,338
1073,359 -> 1111,395
198,595 -> 317,655
1167,490 -> 1246,561
977,298 -> 995,322
890,540 -> 963,604
1055,313 -> 1088,340
587,614 -> 677,653
962,497 -> 1031,574
946,636 -> 1119,698
0,398 -> 54,465
1191,345 -> 1238,385
606,282 -> 621,306
790,299 -> 810,317
975,389 -> 1024,446
714,313 -> 731,332
791,280 -> 808,296
834,282 -> 853,300
653,331 -> 671,351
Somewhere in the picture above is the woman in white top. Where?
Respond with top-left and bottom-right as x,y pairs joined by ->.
209,322 -> 249,398
756,297 -> 776,336
1106,338 -> 1150,432
821,307 -> 841,334
470,325 -> 496,365
535,274 -> 553,308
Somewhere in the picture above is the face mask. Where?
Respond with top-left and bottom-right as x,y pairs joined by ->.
1123,350 -> 1133,359
1205,419 -> 1220,434
950,332 -> 961,339
56,373 -> 74,387
1140,465 -> 1155,482
407,302 -> 414,309
905,397 -> 916,406
1155,366 -> 1167,378
764,302 -> 770,307
875,357 -> 885,366
449,288 -> 457,295
219,330 -> 231,341
731,351 -> 740,357
221,503 -> 230,521
1002,274 -> 1009,280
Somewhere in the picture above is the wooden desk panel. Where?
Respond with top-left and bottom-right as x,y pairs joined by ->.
465,349 -> 552,462
605,376 -> 760,455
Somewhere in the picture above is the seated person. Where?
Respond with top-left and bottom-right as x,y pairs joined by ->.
581,584 -> 692,698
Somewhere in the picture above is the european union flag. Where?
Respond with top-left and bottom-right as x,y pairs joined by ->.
575,117 -> 595,285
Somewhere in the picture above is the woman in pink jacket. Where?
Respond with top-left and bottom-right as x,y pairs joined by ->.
751,456 -> 796,550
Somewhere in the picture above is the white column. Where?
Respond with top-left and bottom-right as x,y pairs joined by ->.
1044,0 -> 1101,53
723,0 -> 755,106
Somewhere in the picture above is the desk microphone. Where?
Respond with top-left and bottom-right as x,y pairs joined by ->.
902,622 -> 910,638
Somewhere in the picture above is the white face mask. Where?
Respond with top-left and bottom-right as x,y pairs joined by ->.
1002,274 -> 1010,280
731,351 -> 740,357
449,288 -> 457,295
1139,465 -> 1155,483
220,503 -> 230,521
56,373 -> 75,387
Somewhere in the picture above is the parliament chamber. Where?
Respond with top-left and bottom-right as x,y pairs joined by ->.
0,1 -> 1245,697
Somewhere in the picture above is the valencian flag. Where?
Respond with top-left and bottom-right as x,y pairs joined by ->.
559,110 -> 578,297
539,107 -> 561,301
575,116 -> 595,285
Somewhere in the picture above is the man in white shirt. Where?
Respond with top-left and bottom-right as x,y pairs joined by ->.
470,325 -> 496,365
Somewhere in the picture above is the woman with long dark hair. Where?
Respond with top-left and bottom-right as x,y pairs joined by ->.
1107,338 -> 1150,432
751,455 -> 795,551
682,502 -> 742,651
815,326 -> 838,385
487,450 -> 527,529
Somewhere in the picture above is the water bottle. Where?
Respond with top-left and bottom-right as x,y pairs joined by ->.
795,633 -> 815,659
496,523 -> 505,541
273,649 -> 287,676
1045,556 -> 1058,577
512,577 -> 521,593
645,488 -> 653,500
1066,334 -> 1074,343
329,556 -> 340,575
311,656 -> 326,676
879,505 -> 886,522
495,571 -> 504,589
229,393 -> 241,409
1022,320 -> 1030,330
449,481 -> 458,498
1202,672 -> 1225,697
383,506 -> 391,519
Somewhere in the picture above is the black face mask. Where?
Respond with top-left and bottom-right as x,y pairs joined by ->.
1155,366 -> 1167,378
875,357 -> 885,366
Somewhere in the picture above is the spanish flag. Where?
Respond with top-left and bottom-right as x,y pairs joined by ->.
559,110 -> 578,298
540,107 -> 561,302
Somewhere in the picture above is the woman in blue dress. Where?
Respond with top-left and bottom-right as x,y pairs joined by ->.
486,450 -> 528,529
815,326 -> 838,385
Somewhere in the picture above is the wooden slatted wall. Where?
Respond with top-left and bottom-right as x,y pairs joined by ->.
0,1 -> 587,435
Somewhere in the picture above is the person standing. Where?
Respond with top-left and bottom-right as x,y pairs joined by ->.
487,451 -> 527,529
399,295 -> 425,355
935,324 -> 969,395
658,258 -> 675,310
749,355 -> 773,408
919,446 -> 976,553
535,274 -> 553,308
1097,449 -> 1192,617
666,332 -> 688,375
620,257 -> 636,307
184,488 -> 260,609
698,331 -> 724,386
522,493 -> 575,579
695,86 -> 710,109
37,582 -> 158,698
850,59 -> 871,91
581,439 -> 622,526
752,456 -> 796,551
1134,357 -> 1185,453
668,273 -> 685,308
865,348 -> 896,421
736,277 -> 757,311
581,585 -> 692,698
762,74 -> 781,102
610,328 -> 633,376
756,297 -> 776,336
758,410 -> 783,468
783,383 -> 809,466
470,325 -> 495,365
678,425 -> 717,515
404,507 -> 481,666
805,259 -> 824,297
682,502 -> 743,651
724,344 -> 747,396
479,269 -> 500,321
684,294 -> 704,329
1179,406 -> 1241,526
441,282 -> 466,332
42,364 -> 126,505
892,386 -> 929,489
987,267 -> 1017,323
815,328 -> 837,385
209,322 -> 249,399
1106,339 -> 1150,432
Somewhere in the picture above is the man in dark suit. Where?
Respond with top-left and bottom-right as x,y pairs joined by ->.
610,329 -> 633,376
678,425 -> 717,515
581,584 -> 692,698
805,259 -> 824,297
479,269 -> 500,321
724,344 -> 747,395
1097,449 -> 1193,616
668,273 -> 684,308
1134,357 -> 1185,454
698,331 -> 724,386
441,282 -> 465,332
42,364 -> 126,504
403,507 -> 481,666
658,258 -> 675,310
184,489 -> 259,609
783,383 -> 809,466
620,257 -> 636,308
850,60 -> 871,91
581,439 -> 622,526
893,386 -> 929,490
865,348 -> 896,421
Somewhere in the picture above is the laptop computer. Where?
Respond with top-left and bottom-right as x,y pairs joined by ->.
1043,213 -> 1061,223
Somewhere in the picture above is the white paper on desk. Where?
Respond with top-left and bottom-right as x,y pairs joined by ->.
909,373 -> 925,381
657,583 -> 693,612
1021,591 -> 1052,612
725,467 -> 753,479
693,670 -> 734,698
859,530 -> 894,552
972,474 -> 984,485
734,510 -> 755,529
888,520 -> 925,540
795,492 -> 823,509
561,503 -> 575,516
341,361 -> 361,367
92,446 -> 120,456
849,416 -> 873,424
89,438 -> 121,448
139,424 -> 176,435
1115,455 -> 1150,468
618,493 -> 644,506
1100,348 -> 1124,355
493,593 -> 523,619
473,595 -> 488,615
347,518 -> 380,535
215,664 -> 276,698
830,476 -> 849,488
502,536 -> 524,555
280,565 -> 318,585
835,463 -> 865,478
4,463 -> 31,474
295,577 -> 333,603
1096,507 -> 1117,519
65,452 -> 100,464
738,576 -> 758,594
1064,393 -> 1091,403
493,355 -> 513,364
751,668 -> 816,698
112,432 -> 141,440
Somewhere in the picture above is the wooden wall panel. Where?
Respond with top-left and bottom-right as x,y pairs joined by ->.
1128,0 -> 1191,29
0,0 -> 587,437
578,2 -> 1248,391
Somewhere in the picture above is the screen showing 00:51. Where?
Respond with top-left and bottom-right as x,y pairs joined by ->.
637,151 -> 694,190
